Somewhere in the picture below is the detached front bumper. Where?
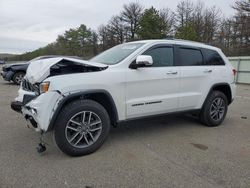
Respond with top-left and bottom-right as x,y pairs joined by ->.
11,94 -> 37,113
11,101 -> 23,113
11,86 -> 62,132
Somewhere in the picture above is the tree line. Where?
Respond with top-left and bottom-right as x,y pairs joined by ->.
9,0 -> 250,61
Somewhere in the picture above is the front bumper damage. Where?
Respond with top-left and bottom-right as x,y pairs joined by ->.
10,86 -> 63,154
11,100 -> 39,130
11,94 -> 37,113
11,101 -> 23,113
11,94 -> 38,129
11,87 -> 62,132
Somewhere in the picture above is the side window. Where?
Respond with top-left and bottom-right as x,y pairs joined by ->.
204,49 -> 225,65
179,48 -> 203,66
143,47 -> 174,67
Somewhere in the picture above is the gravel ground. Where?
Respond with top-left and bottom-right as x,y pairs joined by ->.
0,77 -> 249,188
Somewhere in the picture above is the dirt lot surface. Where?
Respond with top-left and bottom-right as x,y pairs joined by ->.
0,77 -> 249,188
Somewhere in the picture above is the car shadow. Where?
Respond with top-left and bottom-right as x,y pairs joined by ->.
107,114 -> 202,142
9,112 -> 203,158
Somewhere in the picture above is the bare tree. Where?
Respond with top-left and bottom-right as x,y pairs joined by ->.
90,31 -> 98,55
232,0 -> 250,13
203,6 -> 221,44
215,0 -> 250,55
98,25 -> 109,50
159,8 -> 175,36
176,0 -> 194,27
121,2 -> 143,40
192,1 -> 205,41
107,15 -> 126,44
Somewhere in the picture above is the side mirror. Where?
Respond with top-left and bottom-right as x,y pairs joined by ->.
136,55 -> 153,67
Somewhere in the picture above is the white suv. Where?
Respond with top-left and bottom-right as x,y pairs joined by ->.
11,39 -> 236,156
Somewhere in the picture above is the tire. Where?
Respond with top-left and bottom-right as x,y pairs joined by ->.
12,72 -> 25,84
200,91 -> 228,127
54,99 -> 110,156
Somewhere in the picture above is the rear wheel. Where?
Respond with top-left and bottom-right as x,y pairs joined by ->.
12,72 -> 25,84
200,91 -> 228,127
54,99 -> 110,156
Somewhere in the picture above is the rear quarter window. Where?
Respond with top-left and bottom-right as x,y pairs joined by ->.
203,49 -> 225,65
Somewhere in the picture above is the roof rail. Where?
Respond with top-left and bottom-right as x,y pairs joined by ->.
172,38 -> 205,45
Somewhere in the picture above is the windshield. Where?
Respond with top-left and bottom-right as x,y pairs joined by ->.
90,43 -> 145,65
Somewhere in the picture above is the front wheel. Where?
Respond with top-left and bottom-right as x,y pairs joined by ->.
54,99 -> 110,156
200,91 -> 228,127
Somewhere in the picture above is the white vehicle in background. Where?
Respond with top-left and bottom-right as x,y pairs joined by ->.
11,39 -> 236,156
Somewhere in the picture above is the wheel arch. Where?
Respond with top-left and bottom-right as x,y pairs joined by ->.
11,65 -> 27,78
11,64 -> 28,72
12,71 -> 26,79
204,83 -> 233,107
47,90 -> 119,131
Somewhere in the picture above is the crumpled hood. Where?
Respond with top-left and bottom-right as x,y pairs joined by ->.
25,57 -> 107,84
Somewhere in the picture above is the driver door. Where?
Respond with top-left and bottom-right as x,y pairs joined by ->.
125,45 -> 180,119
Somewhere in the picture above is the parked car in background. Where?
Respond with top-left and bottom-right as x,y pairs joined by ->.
1,62 -> 29,84
1,56 -> 79,84
0,60 -> 6,64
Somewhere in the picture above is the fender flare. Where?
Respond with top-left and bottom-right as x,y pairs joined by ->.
47,89 -> 119,131
202,82 -> 232,108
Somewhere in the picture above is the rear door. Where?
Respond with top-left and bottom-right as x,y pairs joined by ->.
202,48 -> 228,83
177,46 -> 215,110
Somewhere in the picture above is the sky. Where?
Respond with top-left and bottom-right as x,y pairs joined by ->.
0,0 -> 237,54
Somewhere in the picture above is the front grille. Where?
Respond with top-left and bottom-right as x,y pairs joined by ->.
22,79 -> 39,93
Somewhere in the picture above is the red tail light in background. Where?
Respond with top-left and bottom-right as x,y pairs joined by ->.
232,69 -> 237,76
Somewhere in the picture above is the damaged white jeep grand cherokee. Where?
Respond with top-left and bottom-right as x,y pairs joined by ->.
11,39 -> 236,156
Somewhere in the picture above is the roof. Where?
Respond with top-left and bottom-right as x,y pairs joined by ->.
128,39 -> 219,51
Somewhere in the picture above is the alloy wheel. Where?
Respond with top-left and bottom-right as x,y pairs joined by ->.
209,97 -> 225,121
65,111 -> 102,148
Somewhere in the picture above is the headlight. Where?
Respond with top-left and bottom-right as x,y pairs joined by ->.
39,81 -> 50,93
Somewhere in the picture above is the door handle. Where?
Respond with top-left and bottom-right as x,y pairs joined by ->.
166,71 -> 178,75
203,69 -> 212,73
